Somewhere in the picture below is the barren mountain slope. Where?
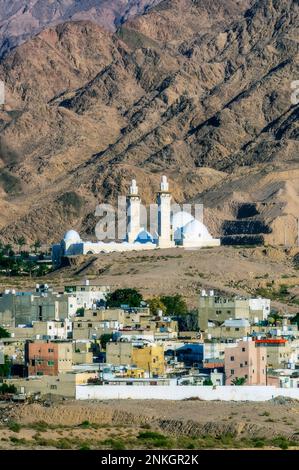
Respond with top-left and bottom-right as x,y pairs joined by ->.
0,0 -> 298,245
0,0 -> 162,57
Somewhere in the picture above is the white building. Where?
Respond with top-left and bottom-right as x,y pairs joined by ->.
64,280 -> 110,311
52,175 -> 220,265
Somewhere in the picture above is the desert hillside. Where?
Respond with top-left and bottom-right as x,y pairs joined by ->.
0,0 -> 162,57
0,0 -> 298,245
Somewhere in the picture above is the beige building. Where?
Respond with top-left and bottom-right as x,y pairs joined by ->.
225,340 -> 267,385
106,341 -> 165,376
206,319 -> 251,340
4,371 -> 98,398
199,292 -> 270,331
254,339 -> 296,369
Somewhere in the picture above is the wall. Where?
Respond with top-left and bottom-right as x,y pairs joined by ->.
76,385 -> 299,401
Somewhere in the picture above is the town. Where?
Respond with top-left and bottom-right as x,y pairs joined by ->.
1,278 -> 299,402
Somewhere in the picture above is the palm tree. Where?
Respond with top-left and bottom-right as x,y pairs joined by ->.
17,236 -> 26,253
31,239 -> 42,254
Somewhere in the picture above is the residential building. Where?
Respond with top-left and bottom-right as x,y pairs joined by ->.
224,339 -> 267,385
106,340 -> 165,376
206,319 -> 251,340
0,289 -> 77,327
25,340 -> 73,376
8,319 -> 72,340
175,343 -> 204,367
3,371 -> 98,398
254,338 -> 296,369
198,291 -> 270,330
64,280 -> 110,309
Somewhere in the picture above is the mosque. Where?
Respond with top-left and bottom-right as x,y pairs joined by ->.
52,176 -> 220,265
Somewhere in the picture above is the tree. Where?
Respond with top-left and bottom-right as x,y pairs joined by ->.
177,310 -> 199,331
148,297 -> 166,316
0,326 -> 10,338
106,288 -> 143,308
231,377 -> 247,386
17,236 -> 26,253
100,334 -> 113,350
203,378 -> 213,386
0,356 -> 11,378
160,294 -> 188,316
0,383 -> 17,395
32,240 -> 42,254
76,307 -> 85,317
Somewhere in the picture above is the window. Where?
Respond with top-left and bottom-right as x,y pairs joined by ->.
245,361 -> 248,365
88,323 -> 92,328
242,347 -> 246,352
48,361 -> 55,366
93,312 -> 97,317
240,364 -> 243,368
230,370 -> 234,375
50,385 -> 57,390
48,349 -> 54,353
244,374 -> 248,379
230,356 -> 235,361
235,328 -> 240,331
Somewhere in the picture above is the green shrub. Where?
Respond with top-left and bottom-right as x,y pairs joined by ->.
8,421 -> 21,433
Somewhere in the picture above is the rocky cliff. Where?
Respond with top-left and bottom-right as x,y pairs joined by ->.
0,0 -> 298,245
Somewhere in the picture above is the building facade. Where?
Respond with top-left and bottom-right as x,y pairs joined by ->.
224,339 -> 267,385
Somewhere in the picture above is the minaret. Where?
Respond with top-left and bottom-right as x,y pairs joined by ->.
127,179 -> 141,243
157,175 -> 174,248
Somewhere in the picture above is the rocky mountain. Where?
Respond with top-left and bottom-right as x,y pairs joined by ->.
0,0 -> 162,57
0,0 -> 298,246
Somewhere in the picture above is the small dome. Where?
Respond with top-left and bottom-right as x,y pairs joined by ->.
183,219 -> 212,240
63,230 -> 81,243
134,229 -> 154,244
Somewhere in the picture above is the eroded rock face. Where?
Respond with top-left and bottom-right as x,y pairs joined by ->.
0,0 -> 162,57
0,0 -> 298,245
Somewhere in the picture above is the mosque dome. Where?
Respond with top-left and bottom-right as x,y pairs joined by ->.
182,219 -> 212,240
63,230 -> 81,244
171,211 -> 194,232
134,229 -> 154,244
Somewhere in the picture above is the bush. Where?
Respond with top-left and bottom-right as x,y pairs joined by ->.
8,421 -> 21,433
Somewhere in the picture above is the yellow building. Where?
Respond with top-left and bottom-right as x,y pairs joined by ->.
106,341 -> 165,377
132,344 -> 165,377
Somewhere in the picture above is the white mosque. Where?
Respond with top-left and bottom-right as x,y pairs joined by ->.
52,176 -> 220,265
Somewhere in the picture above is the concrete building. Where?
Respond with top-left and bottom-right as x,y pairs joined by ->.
106,340 -> 165,377
64,280 -> 110,310
25,340 -> 73,376
8,319 -> 72,341
254,338 -> 296,369
224,339 -> 267,385
4,371 -> 98,398
0,289 -> 77,327
206,319 -> 251,340
199,291 -> 270,331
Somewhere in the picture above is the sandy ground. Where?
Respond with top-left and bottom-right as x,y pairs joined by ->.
1,246 -> 298,311
1,398 -> 299,450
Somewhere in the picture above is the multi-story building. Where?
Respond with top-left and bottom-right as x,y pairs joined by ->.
198,291 -> 270,331
254,338 -> 296,369
206,319 -> 251,340
8,319 -> 72,340
64,280 -> 110,309
106,340 -> 165,377
0,289 -> 78,327
224,339 -> 267,385
25,340 -> 73,376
